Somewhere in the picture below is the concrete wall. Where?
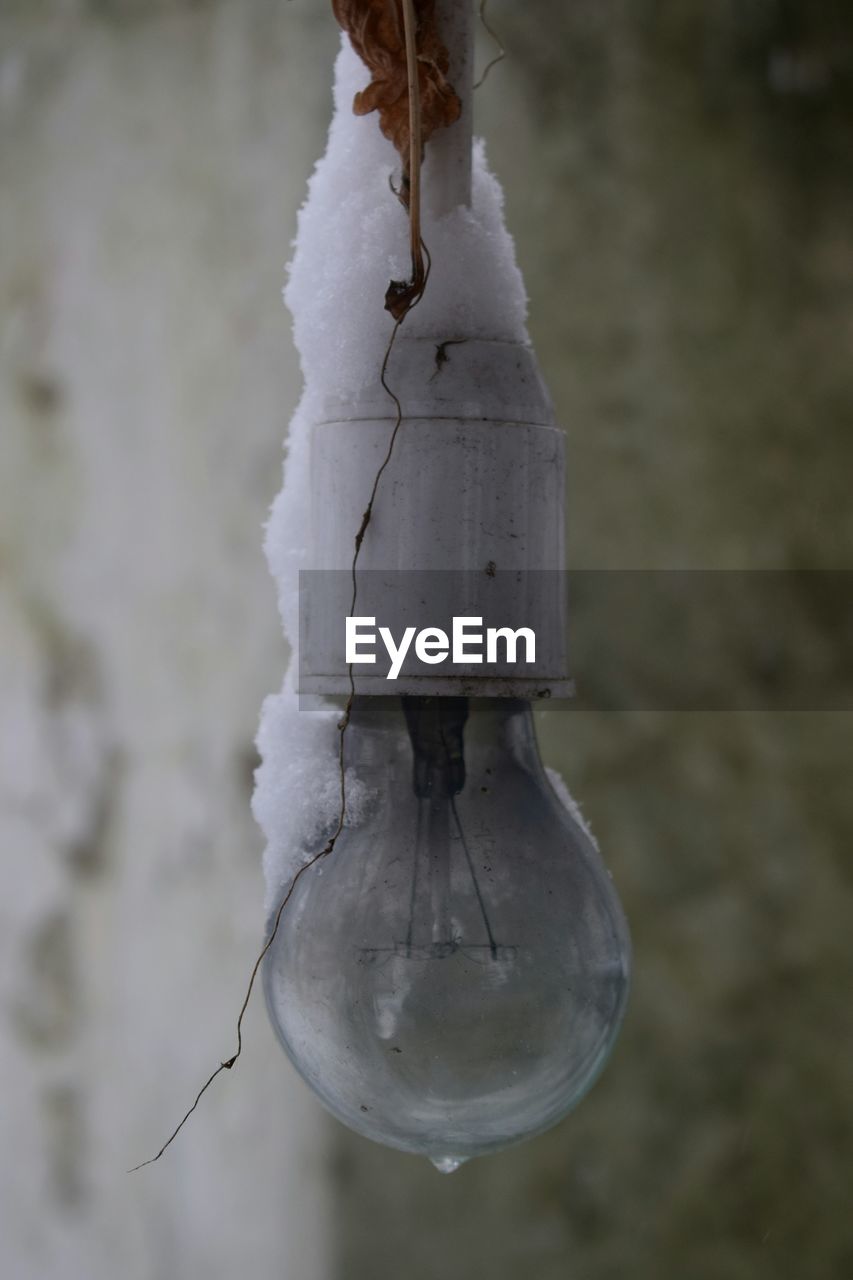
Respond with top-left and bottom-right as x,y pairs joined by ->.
2,3 -> 852,1279
335,4 -> 853,1279
1,4 -> 336,1277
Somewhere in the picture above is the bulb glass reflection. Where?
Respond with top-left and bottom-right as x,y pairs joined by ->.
263,696 -> 630,1170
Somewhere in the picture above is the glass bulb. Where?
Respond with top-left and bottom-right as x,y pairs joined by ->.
263,697 -> 630,1171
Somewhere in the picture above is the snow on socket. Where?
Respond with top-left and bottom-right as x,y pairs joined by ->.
253,39 -> 580,913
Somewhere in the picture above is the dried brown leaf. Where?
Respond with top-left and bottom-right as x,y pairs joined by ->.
332,0 -> 461,179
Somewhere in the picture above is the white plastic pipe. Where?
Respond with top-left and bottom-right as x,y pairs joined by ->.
426,0 -> 474,215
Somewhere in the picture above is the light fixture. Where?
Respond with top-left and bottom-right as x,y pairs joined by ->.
264,695 -> 630,1173
257,1 -> 631,1171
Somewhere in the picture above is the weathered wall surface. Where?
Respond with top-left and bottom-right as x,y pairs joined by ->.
335,4 -> 853,1279
3,4 -> 852,1280
0,4 -> 336,1278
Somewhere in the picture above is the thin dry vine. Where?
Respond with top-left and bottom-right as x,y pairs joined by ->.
473,0 -> 505,90
130,0 -> 437,1174
384,0 -> 427,316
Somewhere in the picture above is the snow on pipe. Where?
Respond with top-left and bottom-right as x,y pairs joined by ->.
254,26 -> 569,905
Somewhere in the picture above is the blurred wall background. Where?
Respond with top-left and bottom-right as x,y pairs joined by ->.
0,3 -> 335,1277
1,2 -> 852,1279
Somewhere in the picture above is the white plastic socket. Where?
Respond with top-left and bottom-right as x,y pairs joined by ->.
300,336 -> 570,697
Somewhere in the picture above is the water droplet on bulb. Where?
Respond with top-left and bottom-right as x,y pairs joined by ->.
430,1155 -> 467,1175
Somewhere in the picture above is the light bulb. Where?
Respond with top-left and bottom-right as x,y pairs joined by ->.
263,696 -> 630,1171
